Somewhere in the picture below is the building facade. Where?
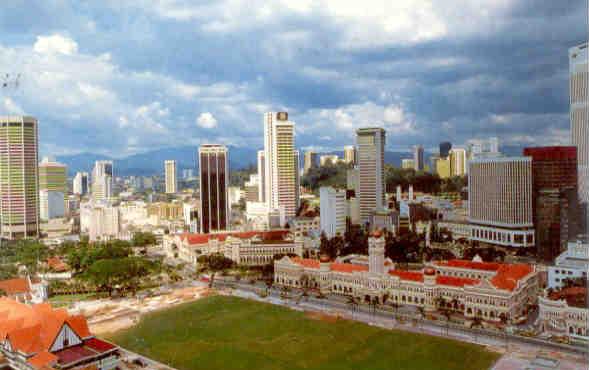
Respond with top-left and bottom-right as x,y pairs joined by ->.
320,187 -> 347,238
304,150 -> 317,174
356,128 -> 386,224
320,154 -> 339,166
468,157 -> 535,248
73,171 -> 89,195
38,157 -> 67,193
450,147 -> 467,176
275,235 -> 538,324
413,145 -> 425,171
40,189 -> 65,221
344,145 -> 356,165
570,43 -> 589,208
199,144 -> 229,233
164,159 -> 178,194
0,116 -> 40,239
92,160 -> 113,201
547,239 -> 589,289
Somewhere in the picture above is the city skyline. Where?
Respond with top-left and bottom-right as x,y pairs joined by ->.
0,2 -> 586,158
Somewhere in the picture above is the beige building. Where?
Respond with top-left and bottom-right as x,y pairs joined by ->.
81,202 -> 121,242
449,147 -> 467,176
468,156 -> 535,248
539,287 -> 588,340
401,159 -> 414,169
290,216 -> 320,238
344,145 -> 356,165
320,154 -> 339,166
148,201 -> 183,221
304,150 -> 317,174
164,230 -> 302,266
165,160 -> 178,194
275,235 -> 538,324
357,128 -> 386,223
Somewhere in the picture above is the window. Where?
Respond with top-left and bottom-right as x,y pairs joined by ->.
63,338 -> 69,347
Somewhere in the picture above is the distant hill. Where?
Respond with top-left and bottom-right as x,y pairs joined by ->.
58,145 -> 526,177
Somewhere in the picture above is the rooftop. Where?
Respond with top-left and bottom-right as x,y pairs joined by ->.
548,286 -> 587,309
180,229 -> 291,245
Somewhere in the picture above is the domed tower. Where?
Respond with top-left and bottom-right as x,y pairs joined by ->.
369,230 -> 385,275
423,267 -> 437,312
319,254 -> 331,293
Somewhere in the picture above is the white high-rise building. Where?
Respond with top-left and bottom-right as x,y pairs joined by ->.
344,145 -> 356,165
92,160 -> 113,201
73,172 -> 89,195
81,202 -> 121,242
165,160 -> 178,194
356,128 -> 386,224
257,150 -> 266,203
468,156 -> 535,248
39,190 -> 65,221
450,147 -> 468,176
263,112 -> 298,221
320,187 -> 347,238
570,43 -> 589,207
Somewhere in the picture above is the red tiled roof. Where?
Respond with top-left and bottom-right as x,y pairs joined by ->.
436,275 -> 479,287
434,260 -> 501,271
46,257 -> 69,272
54,345 -> 96,365
330,263 -> 368,273
0,278 -> 30,295
179,230 -> 290,245
548,287 -> 587,308
28,351 -> 58,369
84,338 -> 116,352
490,264 -> 534,291
389,270 -> 424,282
291,257 -> 320,269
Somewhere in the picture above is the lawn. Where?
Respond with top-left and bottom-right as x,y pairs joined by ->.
107,295 -> 500,370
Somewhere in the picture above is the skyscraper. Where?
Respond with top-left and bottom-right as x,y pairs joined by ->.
439,142 -> 452,158
263,112 -> 298,220
570,43 -> 588,209
0,116 -> 40,239
413,145 -> 424,171
164,160 -> 178,194
523,146 -> 579,261
92,160 -> 113,201
73,172 -> 89,195
344,145 -> 356,165
199,144 -> 229,233
468,156 -> 534,248
303,150 -> 317,174
38,157 -> 67,193
450,147 -> 467,176
356,128 -> 386,224
320,187 -> 347,238
257,150 -> 265,203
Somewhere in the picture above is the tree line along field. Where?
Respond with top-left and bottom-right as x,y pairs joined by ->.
107,295 -> 500,370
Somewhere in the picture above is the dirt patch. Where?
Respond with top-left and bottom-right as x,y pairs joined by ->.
305,311 -> 340,323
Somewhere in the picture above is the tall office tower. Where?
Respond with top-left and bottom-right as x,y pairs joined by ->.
164,160 -> 178,194
263,112 -> 298,220
257,150 -> 266,203
73,172 -> 89,195
523,147 -> 579,262
570,43 -> 589,210
439,142 -> 452,158
320,187 -> 347,238
92,160 -> 113,201
303,150 -> 317,174
449,147 -> 467,176
199,144 -> 229,233
356,128 -> 386,224
38,157 -> 67,193
344,145 -> 356,165
413,145 -> 425,171
0,116 -> 39,239
468,157 -> 535,248
294,150 -> 300,211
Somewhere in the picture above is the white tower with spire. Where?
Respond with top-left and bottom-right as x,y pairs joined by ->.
368,231 -> 385,275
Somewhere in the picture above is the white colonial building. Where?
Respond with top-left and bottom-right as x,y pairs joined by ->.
539,288 -> 588,340
164,230 -> 303,266
275,233 -> 538,324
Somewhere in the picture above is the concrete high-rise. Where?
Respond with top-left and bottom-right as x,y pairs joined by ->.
263,112 -> 298,220
344,145 -> 356,165
257,150 -> 265,203
570,43 -> 589,208
303,150 -> 317,174
356,128 -> 385,224
0,116 -> 40,239
92,160 -> 113,201
523,146 -> 579,261
164,160 -> 178,194
199,144 -> 229,233
413,145 -> 424,171
38,157 -> 67,193
468,156 -> 534,248
73,172 -> 89,195
320,187 -> 347,238
450,147 -> 467,176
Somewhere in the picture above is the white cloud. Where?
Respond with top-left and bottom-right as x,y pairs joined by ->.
33,34 -> 78,55
2,97 -> 24,114
196,112 -> 218,128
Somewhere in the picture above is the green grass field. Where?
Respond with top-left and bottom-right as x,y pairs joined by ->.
108,296 -> 500,370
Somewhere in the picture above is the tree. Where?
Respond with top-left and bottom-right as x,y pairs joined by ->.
132,232 -> 157,247
198,253 -> 234,287
82,257 -> 158,297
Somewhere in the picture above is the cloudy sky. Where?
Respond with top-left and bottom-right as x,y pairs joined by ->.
0,1 -> 586,157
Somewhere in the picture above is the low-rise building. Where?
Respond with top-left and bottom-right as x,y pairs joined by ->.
164,230 -> 302,266
290,217 -> 320,238
548,239 -> 589,289
0,297 -> 119,370
275,234 -> 538,324
0,277 -> 48,304
539,287 -> 588,340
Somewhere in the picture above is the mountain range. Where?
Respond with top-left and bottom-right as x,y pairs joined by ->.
57,145 -> 525,177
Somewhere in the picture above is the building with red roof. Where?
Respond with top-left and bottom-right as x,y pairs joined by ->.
275,235 -> 538,324
539,286 -> 588,340
0,297 -> 119,370
0,277 -> 48,304
164,229 -> 302,266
